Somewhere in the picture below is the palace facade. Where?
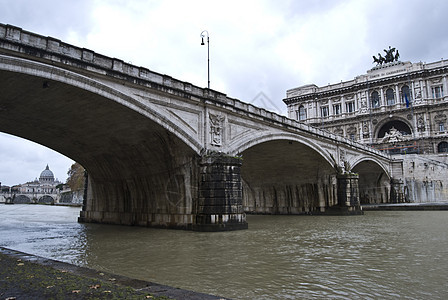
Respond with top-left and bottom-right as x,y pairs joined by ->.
284,58 -> 448,154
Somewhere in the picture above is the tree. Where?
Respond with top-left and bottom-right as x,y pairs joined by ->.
66,162 -> 85,191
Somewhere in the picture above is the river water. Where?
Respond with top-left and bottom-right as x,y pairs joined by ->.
0,205 -> 447,299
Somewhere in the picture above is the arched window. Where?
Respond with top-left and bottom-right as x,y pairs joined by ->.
371,91 -> 380,108
401,85 -> 412,104
438,141 -> 448,153
386,88 -> 395,105
298,105 -> 306,121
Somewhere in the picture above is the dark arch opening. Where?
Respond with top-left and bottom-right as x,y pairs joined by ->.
38,195 -> 55,204
240,139 -> 336,214
438,141 -> 448,153
13,195 -> 32,204
377,120 -> 412,138
352,160 -> 390,204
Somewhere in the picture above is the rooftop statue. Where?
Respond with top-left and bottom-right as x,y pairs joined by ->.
373,46 -> 400,66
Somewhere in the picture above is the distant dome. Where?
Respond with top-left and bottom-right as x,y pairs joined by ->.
39,165 -> 55,182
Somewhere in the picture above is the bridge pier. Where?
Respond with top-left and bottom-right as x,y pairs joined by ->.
337,173 -> 363,214
193,153 -> 248,231
78,152 -> 248,232
390,178 -> 405,203
326,173 -> 363,215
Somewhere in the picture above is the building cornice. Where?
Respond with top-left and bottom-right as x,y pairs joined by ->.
284,60 -> 448,105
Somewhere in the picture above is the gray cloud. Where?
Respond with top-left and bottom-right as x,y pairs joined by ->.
1,0 -> 93,38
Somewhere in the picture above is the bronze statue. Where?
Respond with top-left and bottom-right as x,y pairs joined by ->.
373,46 -> 399,65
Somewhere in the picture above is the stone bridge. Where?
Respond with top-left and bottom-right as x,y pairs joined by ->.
0,192 -> 57,204
0,24 -> 403,231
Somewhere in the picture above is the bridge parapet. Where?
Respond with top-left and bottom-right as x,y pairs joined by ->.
0,23 -> 395,161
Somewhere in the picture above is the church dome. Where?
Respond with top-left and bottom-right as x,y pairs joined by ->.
39,165 -> 55,182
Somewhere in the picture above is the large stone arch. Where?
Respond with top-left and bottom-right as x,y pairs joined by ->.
0,55 -> 201,229
0,55 -> 202,154
229,132 -> 335,167
236,137 -> 338,214
13,195 -> 32,204
351,158 -> 391,204
38,195 -> 55,204
375,117 -> 413,138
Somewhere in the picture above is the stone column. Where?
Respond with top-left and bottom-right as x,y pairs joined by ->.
443,76 -> 447,99
335,173 -> 363,215
395,84 -> 400,105
380,88 -> 385,106
390,178 -> 405,203
193,152 -> 248,231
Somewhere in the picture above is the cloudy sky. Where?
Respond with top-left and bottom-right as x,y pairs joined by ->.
1,0 -> 448,186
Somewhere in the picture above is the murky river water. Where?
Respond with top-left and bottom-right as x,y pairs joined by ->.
0,204 -> 447,299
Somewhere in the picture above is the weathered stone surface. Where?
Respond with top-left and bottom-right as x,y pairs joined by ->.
399,154 -> 448,203
0,24 -> 403,230
194,153 -> 247,231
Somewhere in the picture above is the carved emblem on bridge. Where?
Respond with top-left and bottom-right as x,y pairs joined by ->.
210,113 -> 225,146
373,46 -> 400,65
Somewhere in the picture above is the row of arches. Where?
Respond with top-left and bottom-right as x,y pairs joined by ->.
9,194 -> 55,204
0,51 -> 395,229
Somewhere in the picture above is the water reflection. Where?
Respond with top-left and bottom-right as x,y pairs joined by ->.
0,205 -> 447,299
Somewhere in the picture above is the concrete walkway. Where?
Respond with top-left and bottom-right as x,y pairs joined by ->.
362,202 -> 448,211
0,247 -> 227,300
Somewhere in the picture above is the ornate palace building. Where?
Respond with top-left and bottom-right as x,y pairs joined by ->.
1,165 -> 62,204
284,50 -> 448,155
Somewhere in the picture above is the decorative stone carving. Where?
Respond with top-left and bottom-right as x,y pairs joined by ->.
334,128 -> 344,136
360,97 -> 368,113
434,113 -> 447,123
339,148 -> 346,163
382,127 -> 404,143
414,88 -> 422,99
417,116 -> 425,132
362,122 -> 370,138
210,113 -> 225,146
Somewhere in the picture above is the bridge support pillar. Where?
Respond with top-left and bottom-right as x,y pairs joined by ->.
193,153 -> 248,231
328,173 -> 363,215
390,178 -> 405,203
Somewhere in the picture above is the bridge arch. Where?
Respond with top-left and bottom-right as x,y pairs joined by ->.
351,157 -> 391,204
38,195 -> 55,204
12,195 -> 32,204
0,55 -> 202,155
349,156 -> 391,178
229,132 -> 335,167
234,134 -> 338,214
0,55 -> 202,228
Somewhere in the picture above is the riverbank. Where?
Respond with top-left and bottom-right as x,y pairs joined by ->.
0,247 -> 227,300
362,202 -> 448,211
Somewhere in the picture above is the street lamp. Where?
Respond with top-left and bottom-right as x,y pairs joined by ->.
200,30 -> 210,89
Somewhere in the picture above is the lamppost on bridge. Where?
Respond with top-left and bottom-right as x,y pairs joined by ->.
200,30 -> 210,89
